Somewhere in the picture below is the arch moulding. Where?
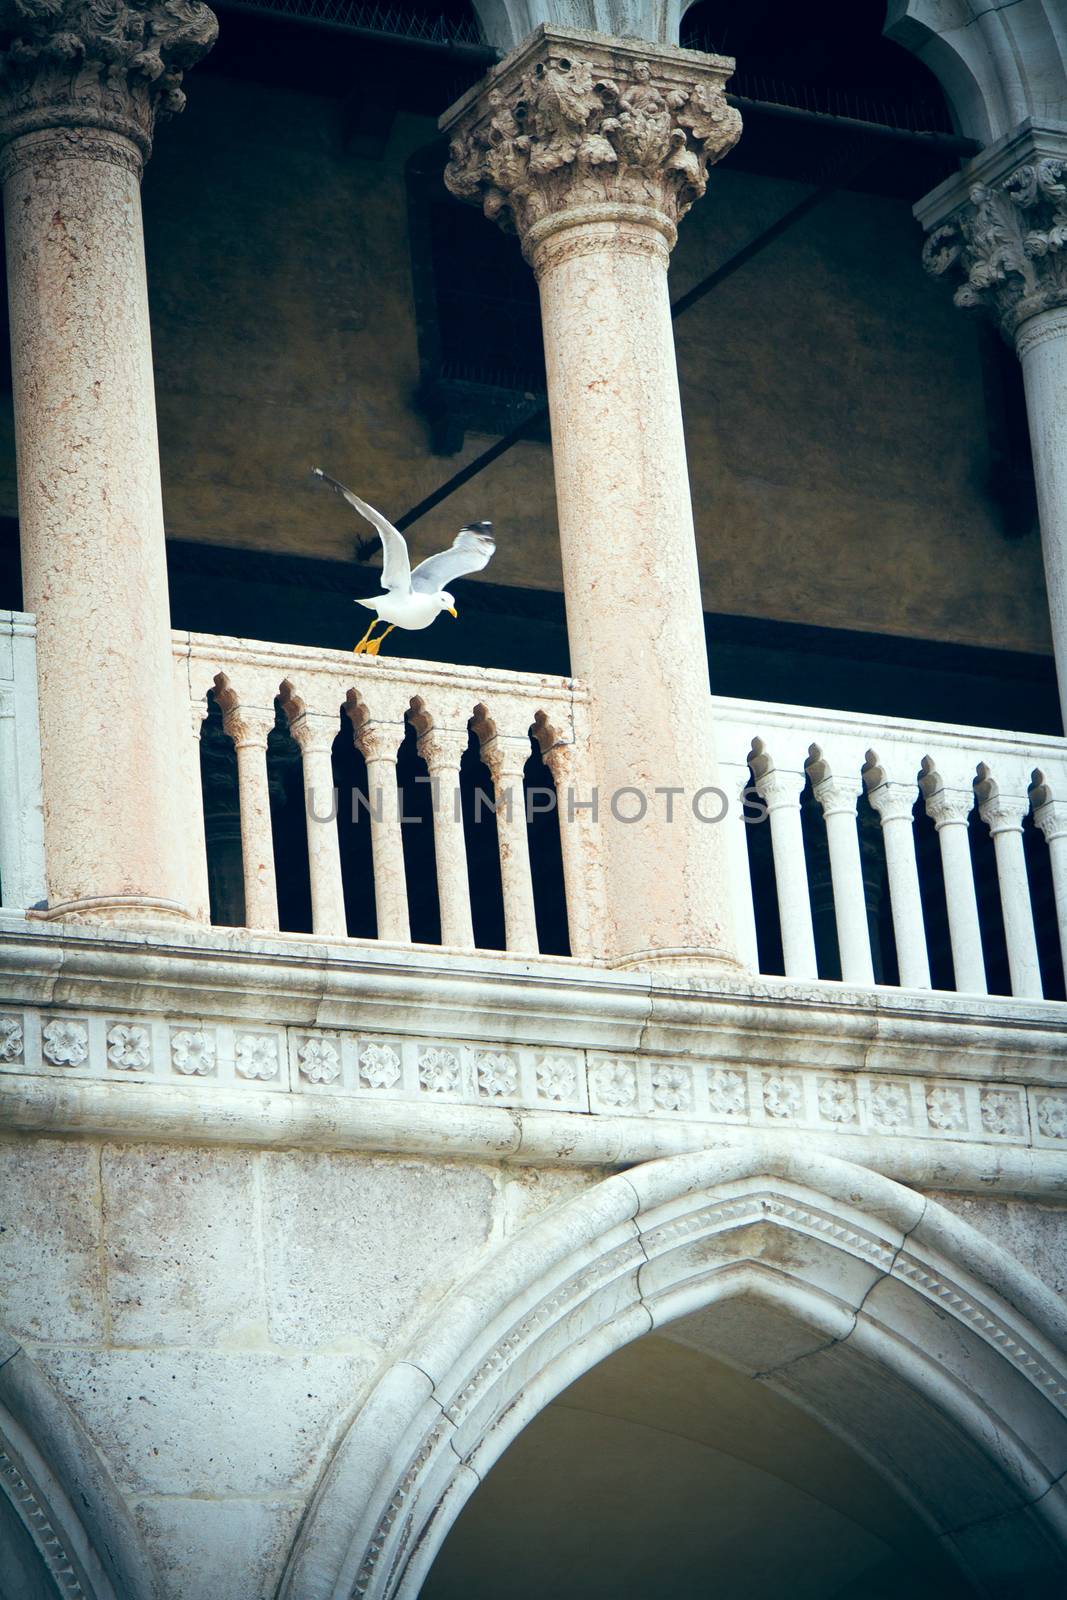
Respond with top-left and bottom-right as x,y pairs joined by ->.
280,1141 -> 1067,1600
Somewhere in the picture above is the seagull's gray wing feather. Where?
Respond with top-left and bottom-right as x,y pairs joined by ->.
410,526 -> 496,594
312,468 -> 411,591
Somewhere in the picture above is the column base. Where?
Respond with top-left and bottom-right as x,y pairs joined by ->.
27,895 -> 193,927
608,945 -> 747,978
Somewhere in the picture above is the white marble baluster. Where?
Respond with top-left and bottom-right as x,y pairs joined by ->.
218,690 -> 279,933
751,765 -> 818,980
481,734 -> 539,956
811,775 -> 875,986
357,720 -> 410,945
867,781 -> 931,990
419,728 -> 474,950
922,784 -> 986,995
540,738 -> 599,965
719,761 -> 760,972
1033,797 -> 1067,992
289,712 -> 347,939
977,787 -> 1043,998
184,702 -> 212,924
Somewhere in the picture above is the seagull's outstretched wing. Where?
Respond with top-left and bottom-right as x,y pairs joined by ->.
410,523 -> 496,594
311,468 -> 411,591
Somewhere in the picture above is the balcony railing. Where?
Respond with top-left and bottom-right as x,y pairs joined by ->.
0,619 -> 1061,1004
172,630 -> 602,960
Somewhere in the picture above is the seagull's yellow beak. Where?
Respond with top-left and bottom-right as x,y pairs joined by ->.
447,606 -> 458,618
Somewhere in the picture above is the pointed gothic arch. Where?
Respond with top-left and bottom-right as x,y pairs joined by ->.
280,1141 -> 1067,1600
0,1331 -> 158,1599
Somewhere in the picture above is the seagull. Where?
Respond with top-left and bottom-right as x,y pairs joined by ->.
312,468 -> 495,655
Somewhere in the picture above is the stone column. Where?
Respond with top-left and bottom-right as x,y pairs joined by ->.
867,781 -> 932,990
480,733 -> 539,955
355,721 -> 410,945
285,708 -> 348,940
917,124 -> 1067,721
921,780 -> 987,995
215,686 -> 279,934
811,774 -> 875,987
1032,793 -> 1067,992
442,27 -> 743,973
0,0 -> 217,922
418,727 -> 475,950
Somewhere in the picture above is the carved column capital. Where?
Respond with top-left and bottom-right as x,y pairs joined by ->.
751,768 -> 802,815
0,0 -> 218,166
286,712 -> 338,761
1034,797 -> 1067,844
480,734 -> 529,786
356,720 -> 402,768
917,125 -> 1067,344
441,26 -> 741,263
922,786 -> 974,830
812,776 -> 860,820
866,781 -> 917,827
417,727 -> 469,776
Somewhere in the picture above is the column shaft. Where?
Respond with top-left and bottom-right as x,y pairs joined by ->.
231,732 -> 278,933
299,740 -> 347,939
484,741 -> 539,956
534,218 -> 735,969
814,782 -> 875,986
362,743 -> 410,945
756,772 -> 818,979
420,733 -> 474,950
926,794 -> 987,995
4,133 -> 189,918
868,785 -> 931,990
1017,309 -> 1067,722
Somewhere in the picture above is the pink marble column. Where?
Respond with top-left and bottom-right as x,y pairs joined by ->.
0,0 -> 216,922
443,27 -> 743,972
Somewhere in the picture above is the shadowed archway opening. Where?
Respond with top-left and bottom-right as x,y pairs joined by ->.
422,1331 -> 971,1600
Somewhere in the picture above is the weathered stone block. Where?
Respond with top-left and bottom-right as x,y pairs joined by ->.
134,1495 -> 303,1600
261,1153 -> 496,1348
34,1348 -> 372,1495
102,1144 -> 264,1346
0,1137 -> 103,1342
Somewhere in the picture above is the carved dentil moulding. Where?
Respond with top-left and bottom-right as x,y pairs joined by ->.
0,0 -> 218,159
441,25 -> 741,257
919,130 -> 1067,344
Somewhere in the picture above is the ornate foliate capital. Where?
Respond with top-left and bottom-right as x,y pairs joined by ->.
441,25 -> 741,256
917,124 -> 1067,344
0,0 -> 218,158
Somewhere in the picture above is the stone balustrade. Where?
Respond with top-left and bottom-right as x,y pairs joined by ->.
0,618 -> 1060,1004
714,696 -> 1067,1000
172,629 -> 601,960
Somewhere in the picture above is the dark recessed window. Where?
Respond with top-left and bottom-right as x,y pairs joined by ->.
408,146 -> 547,455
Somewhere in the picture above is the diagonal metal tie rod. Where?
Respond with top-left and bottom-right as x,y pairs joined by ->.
394,163 -> 869,533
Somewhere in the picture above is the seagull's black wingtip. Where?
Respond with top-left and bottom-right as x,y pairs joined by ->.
461,520 -> 493,534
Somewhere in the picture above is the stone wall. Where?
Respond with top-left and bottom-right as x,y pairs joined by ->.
3,1130 -> 1065,1598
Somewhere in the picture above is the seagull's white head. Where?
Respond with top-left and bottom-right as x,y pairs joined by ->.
439,591 -> 458,618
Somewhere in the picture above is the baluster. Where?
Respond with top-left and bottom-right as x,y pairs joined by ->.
185,703 -> 212,923
719,760 -> 760,972
1033,795 -> 1067,992
976,774 -> 1043,998
921,779 -> 986,994
288,710 -> 347,939
217,684 -> 279,933
540,737 -> 599,964
356,720 -> 410,944
481,733 -> 539,955
751,760 -> 818,979
811,774 -> 875,985
866,780 -> 931,990
418,727 -> 474,950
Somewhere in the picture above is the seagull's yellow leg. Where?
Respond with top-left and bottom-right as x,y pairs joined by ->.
354,616 -> 383,654
363,624 -> 395,657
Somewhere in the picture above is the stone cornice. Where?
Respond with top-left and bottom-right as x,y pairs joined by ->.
440,25 -> 741,256
915,119 -> 1067,343
0,0 -> 218,161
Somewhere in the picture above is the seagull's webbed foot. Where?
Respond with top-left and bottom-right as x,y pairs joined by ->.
362,624 -> 396,658
354,618 -> 383,655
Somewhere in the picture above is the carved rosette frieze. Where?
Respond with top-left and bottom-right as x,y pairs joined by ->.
920,148 -> 1067,343
441,27 -> 741,261
0,0 -> 218,164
